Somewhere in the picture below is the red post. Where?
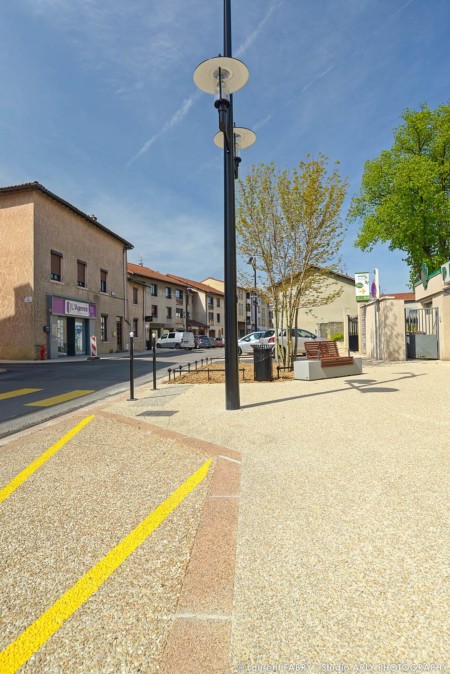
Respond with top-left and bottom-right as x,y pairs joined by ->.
40,344 -> 46,360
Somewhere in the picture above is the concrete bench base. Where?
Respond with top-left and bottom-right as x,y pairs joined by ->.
294,357 -> 363,381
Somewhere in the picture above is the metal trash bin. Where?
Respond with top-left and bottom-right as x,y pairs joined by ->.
252,344 -> 273,381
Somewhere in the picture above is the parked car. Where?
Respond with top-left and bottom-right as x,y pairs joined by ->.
215,337 -> 225,347
156,331 -> 195,350
194,335 -> 212,349
237,330 -> 267,356
261,328 -> 325,356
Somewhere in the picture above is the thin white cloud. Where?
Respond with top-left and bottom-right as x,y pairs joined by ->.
301,65 -> 335,93
253,114 -> 272,132
235,0 -> 283,59
127,92 -> 200,167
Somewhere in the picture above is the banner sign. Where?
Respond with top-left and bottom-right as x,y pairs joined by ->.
354,272 -> 370,301
51,296 -> 97,318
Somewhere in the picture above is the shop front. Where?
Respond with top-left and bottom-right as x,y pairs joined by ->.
47,296 -> 97,358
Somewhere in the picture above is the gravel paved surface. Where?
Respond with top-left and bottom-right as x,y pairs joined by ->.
133,359 -> 449,669
1,358 -> 448,672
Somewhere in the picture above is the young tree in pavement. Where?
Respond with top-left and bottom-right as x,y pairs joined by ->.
237,156 -> 348,364
349,102 -> 450,285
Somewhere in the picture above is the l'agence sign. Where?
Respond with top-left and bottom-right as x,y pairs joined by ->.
65,300 -> 90,317
51,296 -> 97,318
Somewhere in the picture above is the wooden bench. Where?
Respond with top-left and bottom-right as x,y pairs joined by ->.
305,341 -> 354,367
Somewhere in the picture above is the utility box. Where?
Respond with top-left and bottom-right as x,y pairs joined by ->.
252,344 -> 273,381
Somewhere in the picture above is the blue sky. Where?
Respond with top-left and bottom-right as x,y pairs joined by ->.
1,0 -> 448,293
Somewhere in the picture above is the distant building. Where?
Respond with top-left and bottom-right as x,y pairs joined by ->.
0,182 -> 133,359
202,277 -> 273,337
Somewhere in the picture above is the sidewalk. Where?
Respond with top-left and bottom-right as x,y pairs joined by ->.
1,357 -> 448,672
104,358 -> 449,669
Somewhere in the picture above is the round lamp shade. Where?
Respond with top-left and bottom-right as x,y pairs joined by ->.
194,56 -> 249,95
214,127 -> 256,152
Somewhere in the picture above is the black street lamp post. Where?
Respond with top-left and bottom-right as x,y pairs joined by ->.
185,287 -> 192,332
194,0 -> 255,410
247,256 -> 257,332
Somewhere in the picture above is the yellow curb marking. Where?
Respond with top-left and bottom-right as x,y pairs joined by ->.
0,416 -> 95,505
0,457 -> 212,674
24,390 -> 96,407
0,388 -> 43,401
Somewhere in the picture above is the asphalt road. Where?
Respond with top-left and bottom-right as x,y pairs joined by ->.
0,347 -> 222,438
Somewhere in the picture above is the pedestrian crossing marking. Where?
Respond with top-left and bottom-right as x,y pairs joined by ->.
0,458 -> 212,674
24,390 -> 96,407
0,388 -> 43,401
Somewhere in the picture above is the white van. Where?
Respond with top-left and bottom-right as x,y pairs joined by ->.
156,331 -> 195,350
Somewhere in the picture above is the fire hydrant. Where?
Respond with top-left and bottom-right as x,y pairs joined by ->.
40,344 -> 46,360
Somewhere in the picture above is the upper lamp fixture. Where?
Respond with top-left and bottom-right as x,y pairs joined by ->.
214,127 -> 256,178
194,55 -> 249,133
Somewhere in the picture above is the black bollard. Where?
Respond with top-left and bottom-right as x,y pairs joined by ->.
128,332 -> 136,400
152,337 -> 157,390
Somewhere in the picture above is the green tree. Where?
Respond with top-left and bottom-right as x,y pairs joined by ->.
349,102 -> 450,285
237,155 -> 348,364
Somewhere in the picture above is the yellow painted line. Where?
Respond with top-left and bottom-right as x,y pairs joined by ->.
0,416 -> 95,505
0,388 -> 42,401
25,390 -> 96,407
0,458 -> 212,674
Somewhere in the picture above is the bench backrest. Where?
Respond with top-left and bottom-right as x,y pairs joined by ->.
304,342 -> 321,360
318,341 -> 340,358
305,340 -> 343,360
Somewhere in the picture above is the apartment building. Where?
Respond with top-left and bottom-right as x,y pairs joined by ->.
202,277 -> 273,337
0,183 -> 133,359
166,275 -> 225,338
127,263 -> 196,349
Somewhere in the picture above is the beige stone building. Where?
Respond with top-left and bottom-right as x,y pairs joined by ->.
167,275 -> 225,338
0,183 -> 133,359
127,266 -> 226,349
202,277 -> 273,337
127,264 -> 196,349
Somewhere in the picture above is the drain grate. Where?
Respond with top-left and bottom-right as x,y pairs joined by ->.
138,410 -> 177,417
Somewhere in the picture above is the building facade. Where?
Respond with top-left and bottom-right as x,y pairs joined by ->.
0,183 -> 133,359
202,277 -> 273,337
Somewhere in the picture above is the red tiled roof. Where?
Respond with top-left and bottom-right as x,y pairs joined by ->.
128,263 -> 177,284
166,273 -> 224,296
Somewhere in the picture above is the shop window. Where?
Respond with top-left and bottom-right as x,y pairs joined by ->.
133,318 -> 138,337
133,287 -> 138,304
51,250 -> 62,281
100,315 -> 108,342
77,260 -> 86,288
100,269 -> 108,293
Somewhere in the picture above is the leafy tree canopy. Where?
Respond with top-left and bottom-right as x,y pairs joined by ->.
349,102 -> 450,285
237,155 -> 348,362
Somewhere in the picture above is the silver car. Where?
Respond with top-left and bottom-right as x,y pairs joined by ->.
261,328 -> 325,356
237,331 -> 267,356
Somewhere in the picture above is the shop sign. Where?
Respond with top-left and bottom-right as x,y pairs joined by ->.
65,300 -> 90,317
51,296 -> 97,318
354,272 -> 370,301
